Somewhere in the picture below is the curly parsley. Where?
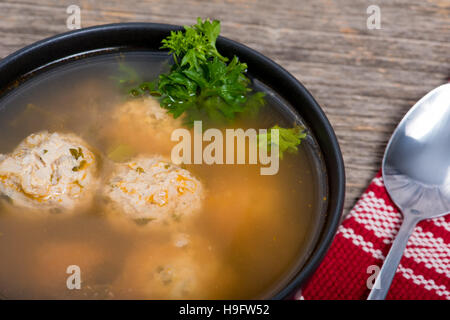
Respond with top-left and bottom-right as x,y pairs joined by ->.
258,125 -> 307,159
130,18 -> 265,125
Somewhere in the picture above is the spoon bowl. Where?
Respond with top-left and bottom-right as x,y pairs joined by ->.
368,83 -> 450,300
383,83 -> 450,216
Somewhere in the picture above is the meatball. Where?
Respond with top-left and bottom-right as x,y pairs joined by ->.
113,97 -> 178,128
0,131 -> 98,212
114,236 -> 232,299
103,156 -> 203,223
103,97 -> 183,157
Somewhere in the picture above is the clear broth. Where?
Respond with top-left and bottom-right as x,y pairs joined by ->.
0,52 -> 326,299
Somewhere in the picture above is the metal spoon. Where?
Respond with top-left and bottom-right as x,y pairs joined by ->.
368,83 -> 450,300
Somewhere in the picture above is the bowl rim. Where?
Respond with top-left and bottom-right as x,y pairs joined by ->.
0,22 -> 345,300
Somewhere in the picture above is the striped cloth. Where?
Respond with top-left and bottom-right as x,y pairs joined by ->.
299,171 -> 450,300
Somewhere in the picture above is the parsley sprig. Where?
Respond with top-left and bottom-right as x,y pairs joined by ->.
130,18 -> 265,125
258,125 -> 307,159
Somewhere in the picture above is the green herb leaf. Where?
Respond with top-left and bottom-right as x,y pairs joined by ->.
69,147 -> 84,160
161,17 -> 228,69
72,160 -> 87,172
111,62 -> 143,93
130,18 -> 266,126
136,167 -> 145,174
258,125 -> 307,159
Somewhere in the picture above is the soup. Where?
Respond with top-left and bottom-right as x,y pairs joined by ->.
0,51 -> 326,299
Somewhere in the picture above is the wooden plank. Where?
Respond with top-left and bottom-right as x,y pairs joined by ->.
0,0 -> 449,214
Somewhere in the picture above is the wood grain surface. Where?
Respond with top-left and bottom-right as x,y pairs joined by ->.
0,0 -> 449,215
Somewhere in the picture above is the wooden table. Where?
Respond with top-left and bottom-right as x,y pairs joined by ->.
0,0 -> 449,215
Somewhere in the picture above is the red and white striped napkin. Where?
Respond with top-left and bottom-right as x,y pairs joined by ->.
298,171 -> 450,300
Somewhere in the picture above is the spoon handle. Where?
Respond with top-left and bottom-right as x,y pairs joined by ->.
367,213 -> 419,300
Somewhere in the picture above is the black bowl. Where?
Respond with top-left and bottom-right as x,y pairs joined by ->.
0,23 -> 345,299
